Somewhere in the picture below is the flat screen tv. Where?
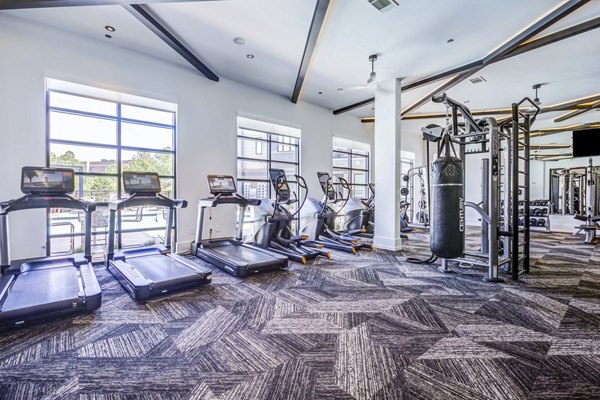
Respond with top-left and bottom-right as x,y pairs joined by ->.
572,129 -> 600,158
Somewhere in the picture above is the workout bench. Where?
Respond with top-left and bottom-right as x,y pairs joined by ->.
574,214 -> 600,244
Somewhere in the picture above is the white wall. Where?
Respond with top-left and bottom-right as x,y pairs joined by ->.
0,14 -> 371,259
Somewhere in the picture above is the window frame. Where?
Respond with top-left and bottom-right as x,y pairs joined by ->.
332,146 -> 370,199
45,89 -> 177,256
236,126 -> 301,238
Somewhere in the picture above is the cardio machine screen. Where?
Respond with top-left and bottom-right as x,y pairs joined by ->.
207,175 -> 237,194
21,167 -> 75,194
269,169 -> 290,193
317,172 -> 336,200
123,172 -> 161,194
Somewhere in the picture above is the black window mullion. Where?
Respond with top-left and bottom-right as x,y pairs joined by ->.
268,134 -> 272,199
47,91 -> 177,256
116,102 -> 123,249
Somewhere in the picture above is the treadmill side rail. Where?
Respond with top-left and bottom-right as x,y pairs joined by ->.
108,259 -> 153,300
79,264 -> 102,310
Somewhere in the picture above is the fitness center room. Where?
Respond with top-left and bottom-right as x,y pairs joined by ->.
1,0 -> 600,399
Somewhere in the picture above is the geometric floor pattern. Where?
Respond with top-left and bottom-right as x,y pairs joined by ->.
1,230 -> 600,399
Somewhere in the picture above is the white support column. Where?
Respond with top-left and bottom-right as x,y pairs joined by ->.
374,78 -> 403,251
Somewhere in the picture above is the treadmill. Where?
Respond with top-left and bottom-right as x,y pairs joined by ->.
0,167 -> 101,328
106,172 -> 212,300
195,175 -> 289,277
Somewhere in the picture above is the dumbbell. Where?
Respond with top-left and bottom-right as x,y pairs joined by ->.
542,208 -> 548,216
532,200 -> 540,206
519,218 -> 525,226
534,208 -> 544,216
530,217 -> 538,226
518,208 -> 524,215
537,219 -> 546,227
402,175 -> 409,182
539,200 -> 549,206
400,187 -> 409,196
518,201 -> 525,207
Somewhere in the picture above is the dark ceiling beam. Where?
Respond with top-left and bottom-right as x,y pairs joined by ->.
334,1 -> 595,116
291,0 -> 331,103
400,69 -> 482,116
482,0 -> 590,63
123,3 -> 219,81
361,95 -> 598,123
400,0 -> 588,117
554,99 -> 600,122
0,0 -> 214,9
333,97 -> 375,115
506,15 -> 600,58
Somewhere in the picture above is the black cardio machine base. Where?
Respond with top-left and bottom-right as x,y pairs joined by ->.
106,172 -> 212,301
0,167 -> 102,328
195,175 -> 288,278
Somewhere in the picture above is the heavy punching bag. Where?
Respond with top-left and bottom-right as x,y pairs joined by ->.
430,134 -> 464,258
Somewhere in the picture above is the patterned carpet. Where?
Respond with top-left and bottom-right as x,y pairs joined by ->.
1,230 -> 600,400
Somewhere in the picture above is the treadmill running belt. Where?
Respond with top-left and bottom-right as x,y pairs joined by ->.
1,267 -> 80,312
125,255 -> 203,290
209,245 -> 282,267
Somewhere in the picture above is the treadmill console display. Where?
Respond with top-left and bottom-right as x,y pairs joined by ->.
21,167 -> 75,194
123,172 -> 161,194
207,175 -> 237,195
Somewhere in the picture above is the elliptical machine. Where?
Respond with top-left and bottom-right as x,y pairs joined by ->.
299,174 -> 361,253
253,169 -> 330,263
336,177 -> 374,239
312,172 -> 373,250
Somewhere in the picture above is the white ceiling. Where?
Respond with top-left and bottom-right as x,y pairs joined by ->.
3,5 -> 191,71
146,0 -> 316,97
3,0 -> 600,124
302,0 -> 559,111
419,26 -> 600,128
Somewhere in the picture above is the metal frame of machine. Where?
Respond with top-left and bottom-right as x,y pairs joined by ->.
430,94 -> 537,281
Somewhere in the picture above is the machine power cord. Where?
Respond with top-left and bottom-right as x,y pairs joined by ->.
406,254 -> 438,264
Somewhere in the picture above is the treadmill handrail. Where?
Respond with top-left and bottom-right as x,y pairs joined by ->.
109,193 -> 186,211
1,193 -> 96,215
1,193 -> 96,266
198,193 -> 260,209
106,192 -> 184,261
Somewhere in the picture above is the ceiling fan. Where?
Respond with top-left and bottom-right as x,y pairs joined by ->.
341,54 -> 380,92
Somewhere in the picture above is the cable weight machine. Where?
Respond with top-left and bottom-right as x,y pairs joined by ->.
428,93 -> 538,281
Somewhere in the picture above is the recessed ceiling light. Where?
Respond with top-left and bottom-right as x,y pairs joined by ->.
246,54 -> 255,59
105,34 -> 112,39
105,25 -> 115,32
233,37 -> 246,45
318,91 -> 323,94
337,88 -> 343,91
446,38 -> 454,43
371,107 -> 374,110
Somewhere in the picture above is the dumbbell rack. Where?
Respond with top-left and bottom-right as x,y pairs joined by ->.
519,200 -> 551,233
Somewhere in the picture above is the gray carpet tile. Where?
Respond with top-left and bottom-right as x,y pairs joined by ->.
1,229 -> 600,399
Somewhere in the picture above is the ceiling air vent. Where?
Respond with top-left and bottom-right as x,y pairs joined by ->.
368,0 -> 399,13
469,76 -> 487,84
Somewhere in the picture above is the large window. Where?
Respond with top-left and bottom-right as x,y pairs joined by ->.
332,145 -> 370,199
237,125 -> 300,240
46,90 -> 176,256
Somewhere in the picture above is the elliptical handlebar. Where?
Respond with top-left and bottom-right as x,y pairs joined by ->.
336,177 -> 351,210
286,174 -> 307,218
